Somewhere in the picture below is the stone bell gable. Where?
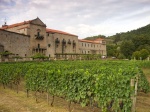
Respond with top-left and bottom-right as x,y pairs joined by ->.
30,17 -> 46,27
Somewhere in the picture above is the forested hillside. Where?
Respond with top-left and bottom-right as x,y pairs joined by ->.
84,24 -> 150,59
109,23 -> 150,44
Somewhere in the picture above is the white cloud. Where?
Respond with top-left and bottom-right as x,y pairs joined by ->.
0,0 -> 150,38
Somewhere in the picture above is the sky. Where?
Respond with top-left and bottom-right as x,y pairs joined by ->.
0,0 -> 150,39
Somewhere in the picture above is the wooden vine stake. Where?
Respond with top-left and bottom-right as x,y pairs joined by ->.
131,75 -> 138,112
47,92 -> 49,105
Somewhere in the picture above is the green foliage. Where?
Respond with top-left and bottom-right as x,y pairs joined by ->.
0,61 -> 150,112
136,44 -> 150,53
132,36 -> 150,50
0,51 -> 12,56
106,44 -> 118,57
132,51 -> 140,60
137,69 -> 150,93
80,54 -> 101,60
118,53 -> 126,59
106,24 -> 150,58
132,49 -> 149,60
113,33 -> 121,45
120,41 -> 135,59
109,24 -> 150,42
31,53 -> 48,60
139,49 -> 149,60
0,64 -> 23,92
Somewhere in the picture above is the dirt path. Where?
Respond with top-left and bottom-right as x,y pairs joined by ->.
0,86 -> 100,112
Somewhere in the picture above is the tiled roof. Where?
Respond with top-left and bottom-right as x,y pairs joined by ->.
17,26 -> 29,30
0,18 -> 77,37
79,39 -> 100,44
94,38 -> 104,41
0,29 -> 30,36
46,28 -> 77,37
1,20 -> 31,29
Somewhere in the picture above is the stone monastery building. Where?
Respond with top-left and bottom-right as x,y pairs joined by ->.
0,17 -> 106,58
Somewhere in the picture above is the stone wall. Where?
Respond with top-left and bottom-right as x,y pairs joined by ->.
47,32 -> 79,57
0,44 -> 4,52
79,41 -> 107,56
0,30 -> 30,57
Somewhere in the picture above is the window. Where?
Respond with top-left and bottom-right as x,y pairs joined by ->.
85,43 -> 86,47
82,43 -> 83,46
37,29 -> 41,36
38,44 -> 40,48
48,44 -> 51,47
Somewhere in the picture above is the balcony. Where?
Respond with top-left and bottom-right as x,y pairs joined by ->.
68,39 -> 71,44
62,39 -> 66,45
35,35 -> 44,40
73,40 -> 76,48
55,38 -> 60,44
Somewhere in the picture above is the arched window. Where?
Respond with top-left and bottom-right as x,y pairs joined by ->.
37,29 -> 41,36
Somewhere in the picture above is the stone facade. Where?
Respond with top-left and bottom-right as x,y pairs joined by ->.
79,38 -> 107,56
46,29 -> 79,58
0,29 -> 30,57
0,17 -> 107,59
0,44 -> 4,52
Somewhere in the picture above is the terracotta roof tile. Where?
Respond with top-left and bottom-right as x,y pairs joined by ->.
79,39 -> 100,44
1,20 -> 31,29
46,28 -> 77,37
17,26 -> 29,30
0,18 -> 78,37
94,38 -> 104,41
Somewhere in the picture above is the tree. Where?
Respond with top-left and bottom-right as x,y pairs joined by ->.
139,49 -> 149,60
113,33 -> 120,45
132,36 -> 150,50
106,45 -> 118,57
120,41 -> 135,59
137,44 -> 150,52
132,51 -> 140,60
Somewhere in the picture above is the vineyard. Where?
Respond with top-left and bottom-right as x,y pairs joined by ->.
0,60 -> 150,112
